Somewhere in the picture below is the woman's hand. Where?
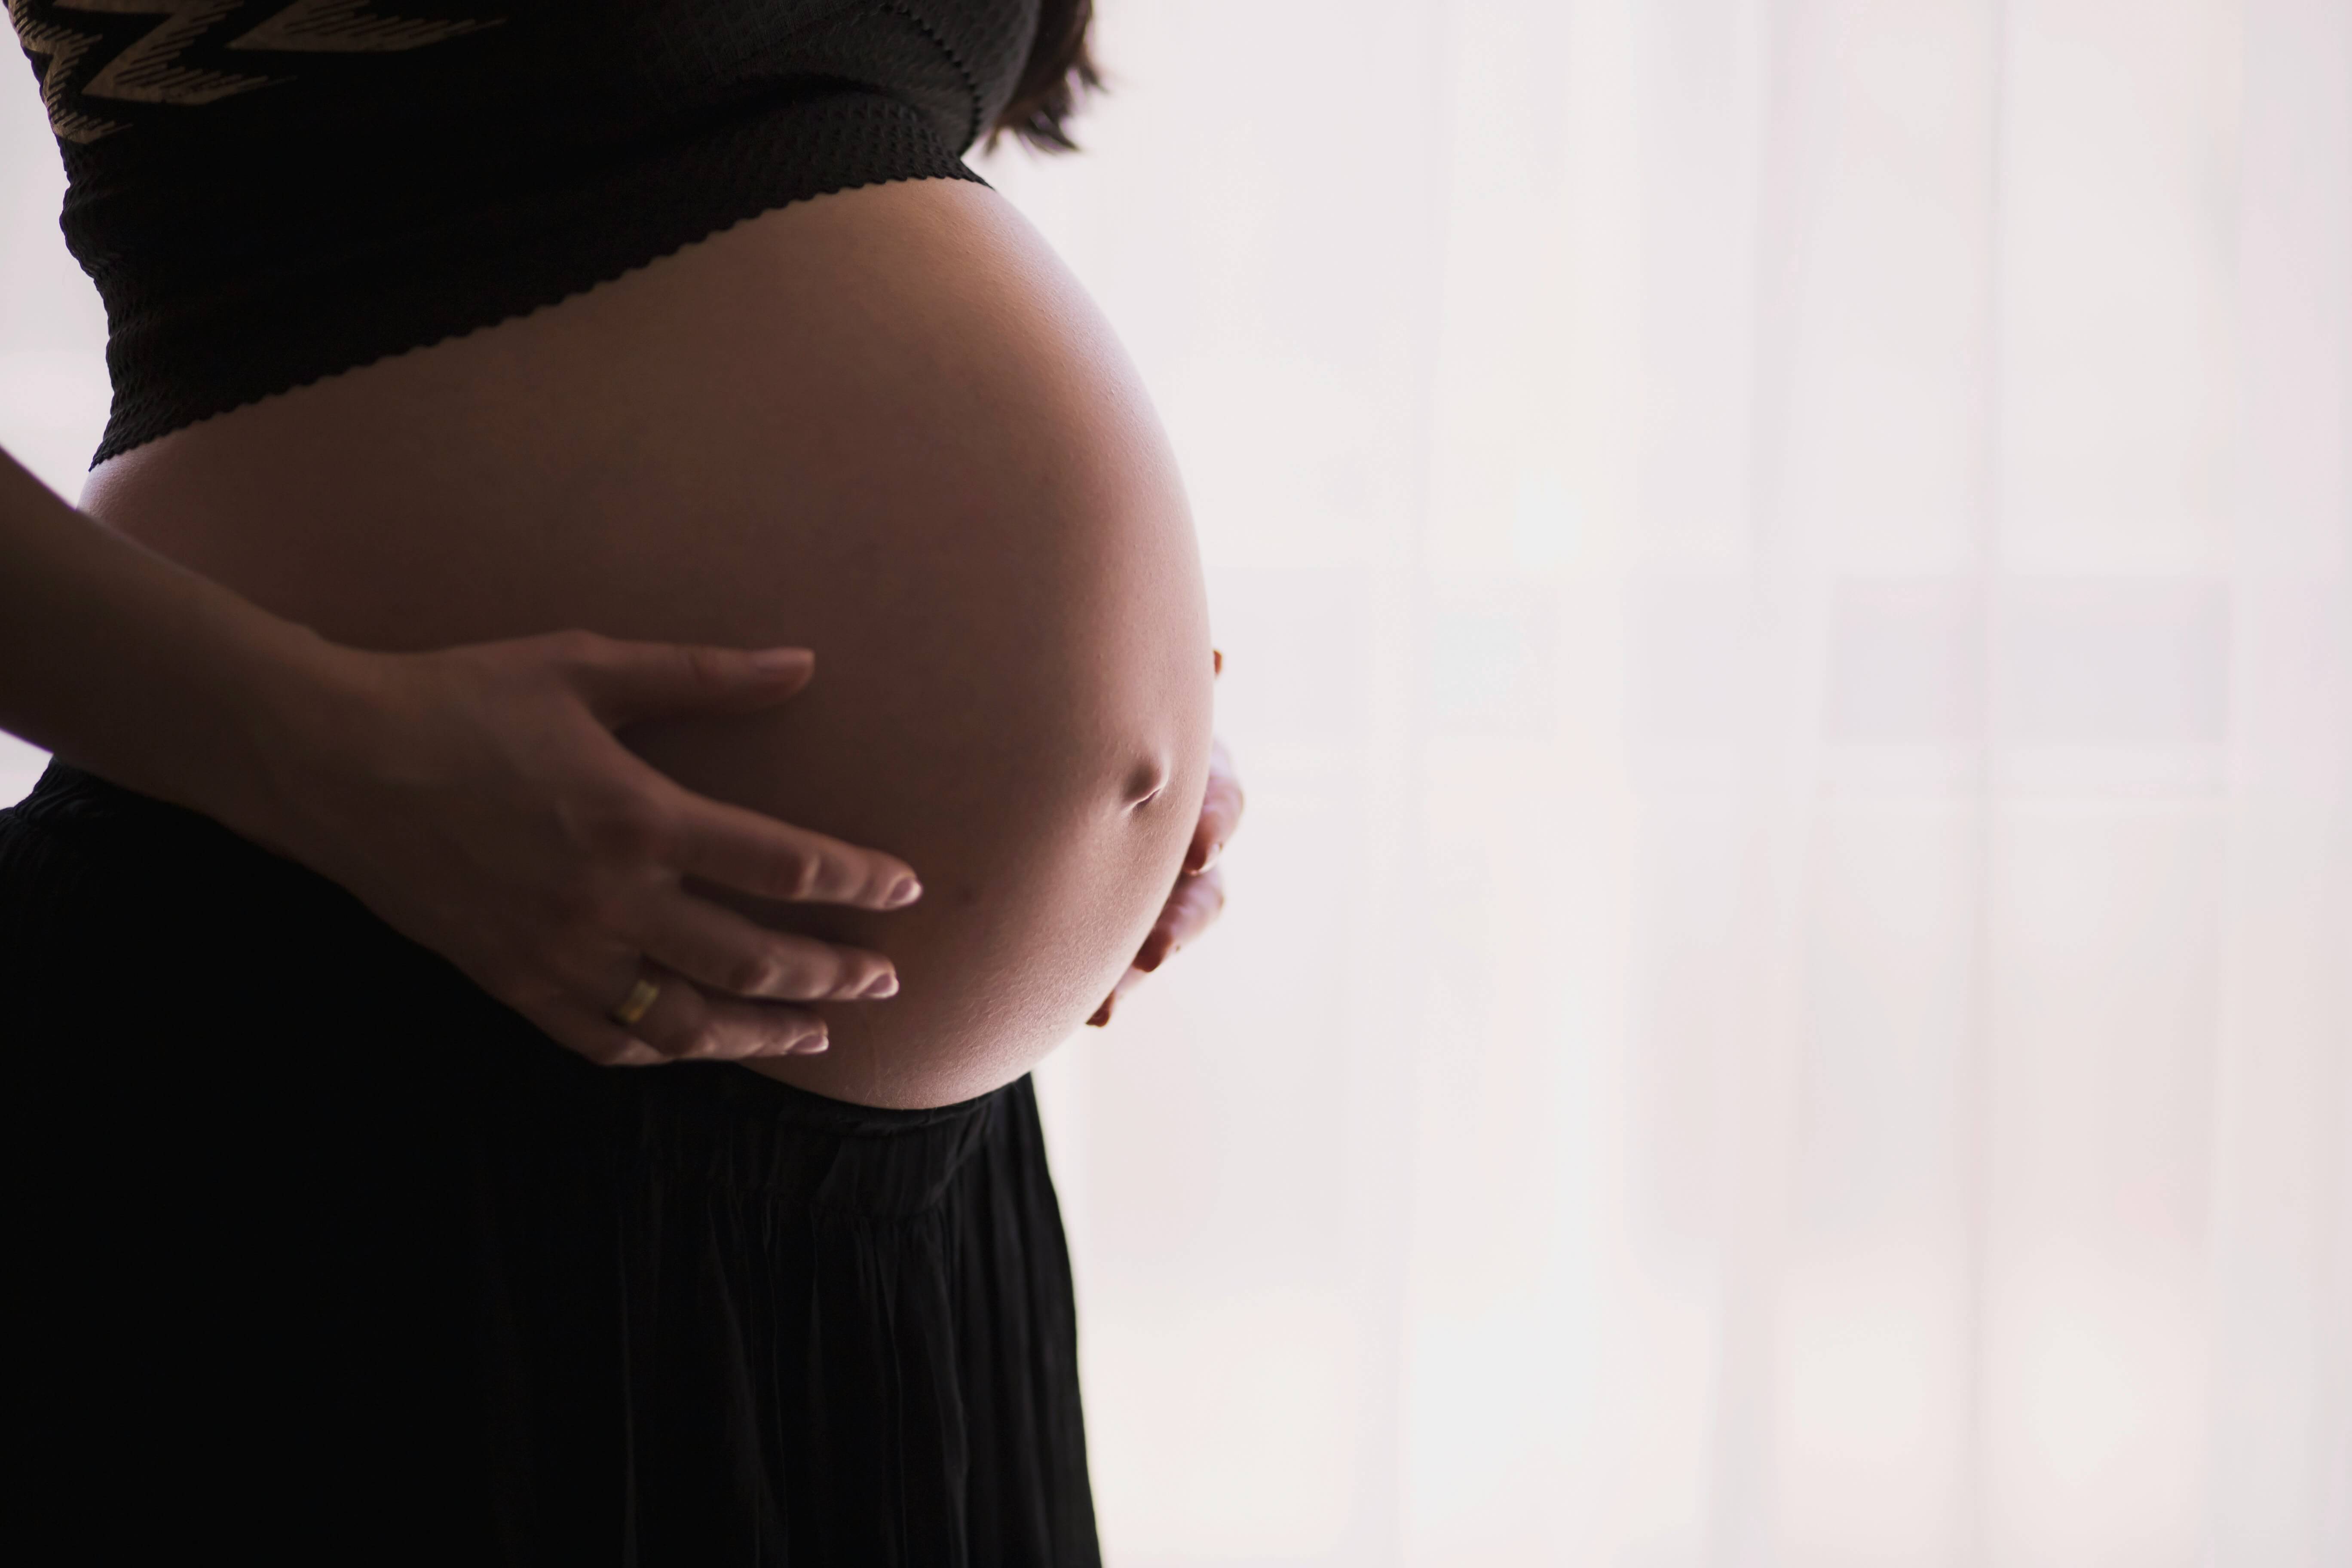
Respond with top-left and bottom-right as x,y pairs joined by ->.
251,631 -> 919,1067
1087,732 -> 1242,1028
0,455 -> 905,1066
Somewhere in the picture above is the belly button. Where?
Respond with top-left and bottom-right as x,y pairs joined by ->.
1121,756 -> 1171,811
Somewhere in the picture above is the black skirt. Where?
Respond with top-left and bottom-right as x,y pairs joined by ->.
0,763 -> 1099,1566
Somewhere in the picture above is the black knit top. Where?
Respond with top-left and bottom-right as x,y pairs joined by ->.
7,0 -> 1040,462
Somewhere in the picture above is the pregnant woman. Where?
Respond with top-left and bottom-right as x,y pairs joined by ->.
0,1 -> 1234,1561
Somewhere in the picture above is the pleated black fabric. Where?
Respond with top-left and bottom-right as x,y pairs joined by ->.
0,763 -> 1099,1566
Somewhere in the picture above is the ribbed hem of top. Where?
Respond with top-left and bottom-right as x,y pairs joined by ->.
92,89 -> 983,464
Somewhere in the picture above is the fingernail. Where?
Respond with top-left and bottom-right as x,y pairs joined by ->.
858,972 -> 899,999
884,877 -> 922,909
792,1030 -> 830,1055
1212,648 -> 1225,676
751,648 -> 811,673
1087,998 -> 1113,1027
1136,943 -> 1169,974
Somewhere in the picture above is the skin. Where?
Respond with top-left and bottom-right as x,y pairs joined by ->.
1094,727 -> 1239,1028
0,439 -> 936,1067
80,178 -> 1226,1109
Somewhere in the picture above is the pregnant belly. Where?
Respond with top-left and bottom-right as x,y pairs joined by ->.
81,179 -> 1215,1109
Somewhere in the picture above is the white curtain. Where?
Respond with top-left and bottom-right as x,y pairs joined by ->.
5,3 -> 2348,1563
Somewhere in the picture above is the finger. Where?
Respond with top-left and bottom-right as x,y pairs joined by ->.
686,992 -> 836,1060
622,968 -> 830,1060
558,634 -> 817,728
1184,738 -> 1244,875
535,1007 -> 670,1067
1136,864 -> 1228,974
475,953 -> 673,1066
1088,863 -> 1231,1029
1090,948 -> 1154,1027
641,894 -> 899,1002
668,787 -> 921,910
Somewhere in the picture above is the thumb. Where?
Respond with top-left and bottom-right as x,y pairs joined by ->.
566,639 -> 815,728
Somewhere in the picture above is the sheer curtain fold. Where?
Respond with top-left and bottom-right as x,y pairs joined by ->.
2,0 -> 2346,1562
989,1 -> 2349,1563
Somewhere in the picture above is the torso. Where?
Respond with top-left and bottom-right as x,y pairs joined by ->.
80,178 -> 1214,1108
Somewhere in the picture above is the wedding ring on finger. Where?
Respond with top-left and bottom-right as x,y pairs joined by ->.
609,970 -> 662,1028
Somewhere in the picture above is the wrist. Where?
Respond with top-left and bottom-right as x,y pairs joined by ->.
193,616 -> 391,862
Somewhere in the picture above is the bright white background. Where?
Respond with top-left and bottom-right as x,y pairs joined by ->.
6,2 -> 2349,1564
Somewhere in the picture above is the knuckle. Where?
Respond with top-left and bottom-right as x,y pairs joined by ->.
725,951 -> 784,997
805,860 -> 851,903
639,988 -> 712,1056
832,960 -> 875,999
845,858 -> 891,905
850,858 -> 896,903
546,628 -> 608,670
767,848 -> 819,901
638,1020 -> 690,1059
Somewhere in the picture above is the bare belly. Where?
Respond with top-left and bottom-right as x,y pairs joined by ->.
79,179 -> 1214,1109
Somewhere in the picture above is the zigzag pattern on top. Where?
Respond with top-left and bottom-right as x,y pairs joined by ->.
225,0 -> 495,55
6,0 -> 499,141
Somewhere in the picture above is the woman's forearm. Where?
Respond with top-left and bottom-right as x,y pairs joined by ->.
0,445 -> 339,840
0,441 -> 921,1064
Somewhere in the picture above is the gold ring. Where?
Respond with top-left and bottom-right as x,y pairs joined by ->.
609,973 -> 662,1028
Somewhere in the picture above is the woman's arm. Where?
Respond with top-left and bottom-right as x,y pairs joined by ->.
0,445 -> 920,1064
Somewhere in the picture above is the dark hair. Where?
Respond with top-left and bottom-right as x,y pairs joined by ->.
989,0 -> 1101,152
